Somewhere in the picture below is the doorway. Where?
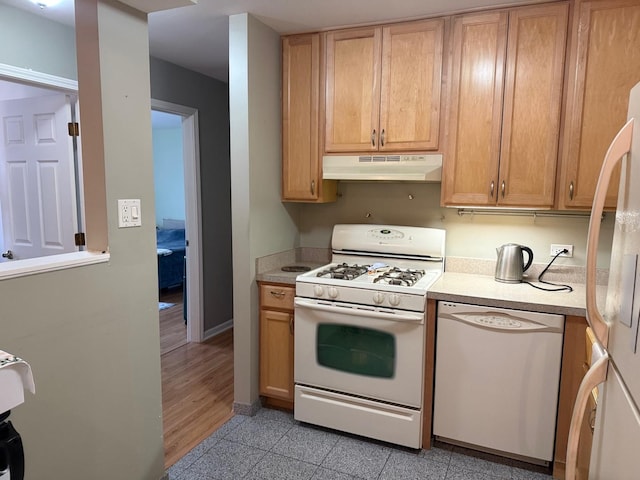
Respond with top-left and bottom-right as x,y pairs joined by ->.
151,99 -> 203,343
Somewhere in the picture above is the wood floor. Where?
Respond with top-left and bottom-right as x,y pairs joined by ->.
159,288 -> 234,468
159,288 -> 188,355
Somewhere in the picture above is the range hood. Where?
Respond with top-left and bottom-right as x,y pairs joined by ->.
322,154 -> 442,181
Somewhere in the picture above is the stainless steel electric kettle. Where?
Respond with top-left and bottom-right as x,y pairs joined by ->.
495,243 -> 533,283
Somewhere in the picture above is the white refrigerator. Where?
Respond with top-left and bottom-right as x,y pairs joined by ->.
566,83 -> 640,479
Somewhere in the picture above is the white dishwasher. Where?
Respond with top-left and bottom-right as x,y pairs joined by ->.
433,301 -> 564,464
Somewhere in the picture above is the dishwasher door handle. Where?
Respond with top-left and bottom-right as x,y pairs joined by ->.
440,312 -> 563,334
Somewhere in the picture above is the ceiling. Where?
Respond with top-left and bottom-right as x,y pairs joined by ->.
1,0 -> 546,83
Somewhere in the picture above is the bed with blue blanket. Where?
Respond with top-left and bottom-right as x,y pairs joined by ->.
156,228 -> 186,290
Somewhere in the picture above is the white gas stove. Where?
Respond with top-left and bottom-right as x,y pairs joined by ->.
296,224 -> 445,312
294,224 -> 446,449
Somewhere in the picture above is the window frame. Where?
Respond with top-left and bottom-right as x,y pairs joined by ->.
0,63 -> 109,280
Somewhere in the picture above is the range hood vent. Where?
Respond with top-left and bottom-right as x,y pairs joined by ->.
322,154 -> 442,181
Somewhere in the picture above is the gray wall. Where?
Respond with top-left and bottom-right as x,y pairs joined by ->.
150,57 -> 233,331
229,13 -> 298,410
0,4 -> 77,79
1,2 -> 165,479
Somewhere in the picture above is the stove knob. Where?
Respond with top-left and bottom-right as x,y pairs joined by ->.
328,287 -> 339,299
389,294 -> 401,306
373,292 -> 385,305
313,285 -> 325,297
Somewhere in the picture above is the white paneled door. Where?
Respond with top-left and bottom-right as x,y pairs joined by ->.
0,94 -> 78,261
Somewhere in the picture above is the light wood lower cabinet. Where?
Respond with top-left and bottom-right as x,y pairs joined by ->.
259,283 -> 295,407
553,316 -> 589,479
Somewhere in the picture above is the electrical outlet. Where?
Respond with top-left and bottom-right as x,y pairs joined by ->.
118,199 -> 142,228
550,244 -> 573,258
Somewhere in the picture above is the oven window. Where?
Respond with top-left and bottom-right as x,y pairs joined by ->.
316,324 -> 396,378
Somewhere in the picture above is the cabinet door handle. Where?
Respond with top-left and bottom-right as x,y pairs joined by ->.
501,181 -> 506,198
269,290 -> 285,298
380,129 -> 385,147
371,129 -> 376,147
310,180 -> 315,196
569,181 -> 574,200
490,181 -> 495,198
289,314 -> 294,335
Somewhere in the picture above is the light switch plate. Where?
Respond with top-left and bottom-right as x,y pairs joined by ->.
118,199 -> 142,228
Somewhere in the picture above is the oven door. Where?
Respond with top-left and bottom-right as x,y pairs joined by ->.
294,297 -> 425,407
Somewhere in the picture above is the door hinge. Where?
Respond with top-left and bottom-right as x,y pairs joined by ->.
68,122 -> 80,137
74,232 -> 86,246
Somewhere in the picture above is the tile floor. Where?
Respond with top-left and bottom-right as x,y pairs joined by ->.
167,408 -> 554,480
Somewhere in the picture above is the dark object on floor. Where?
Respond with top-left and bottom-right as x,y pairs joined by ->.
156,228 -> 186,290
0,411 -> 25,480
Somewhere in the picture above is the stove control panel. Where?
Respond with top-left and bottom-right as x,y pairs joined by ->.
388,294 -> 401,307
367,228 -> 404,240
296,282 -> 428,313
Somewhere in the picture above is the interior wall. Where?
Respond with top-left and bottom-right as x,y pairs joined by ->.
229,12 -> 298,410
152,125 -> 185,226
0,4 -> 77,79
149,56 -> 233,331
296,182 -> 615,270
1,2 -> 165,479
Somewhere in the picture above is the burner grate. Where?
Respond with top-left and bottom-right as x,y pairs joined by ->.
316,263 -> 370,281
373,267 -> 425,287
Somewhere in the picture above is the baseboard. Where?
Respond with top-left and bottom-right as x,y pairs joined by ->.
233,397 -> 261,416
203,319 -> 233,340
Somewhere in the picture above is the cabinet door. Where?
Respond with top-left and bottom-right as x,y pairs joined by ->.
559,0 -> 640,209
498,3 -> 568,207
441,12 -> 507,206
282,34 -> 321,201
259,309 -> 294,401
378,19 -> 444,151
325,27 -> 381,152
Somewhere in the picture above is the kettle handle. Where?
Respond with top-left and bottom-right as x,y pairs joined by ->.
522,246 -> 534,272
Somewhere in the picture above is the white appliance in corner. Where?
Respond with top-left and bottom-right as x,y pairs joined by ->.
566,83 -> 640,479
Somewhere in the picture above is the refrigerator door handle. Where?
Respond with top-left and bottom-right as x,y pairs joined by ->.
586,118 -> 635,347
565,347 -> 609,480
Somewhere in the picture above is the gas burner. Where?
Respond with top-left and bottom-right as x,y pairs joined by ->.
373,267 -> 425,287
316,263 -> 370,281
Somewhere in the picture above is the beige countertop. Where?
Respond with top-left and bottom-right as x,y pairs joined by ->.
256,262 -> 323,285
255,247 -> 331,285
428,271 -> 606,317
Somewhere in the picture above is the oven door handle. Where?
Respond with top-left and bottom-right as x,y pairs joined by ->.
294,297 -> 424,323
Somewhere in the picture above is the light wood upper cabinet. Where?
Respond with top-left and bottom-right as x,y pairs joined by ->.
325,19 -> 444,153
442,3 -> 568,208
282,34 -> 337,203
558,0 -> 640,210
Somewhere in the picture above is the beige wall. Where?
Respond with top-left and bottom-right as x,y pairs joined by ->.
296,182 -> 615,270
1,2 -> 165,479
0,3 -> 77,79
229,13 -> 298,410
